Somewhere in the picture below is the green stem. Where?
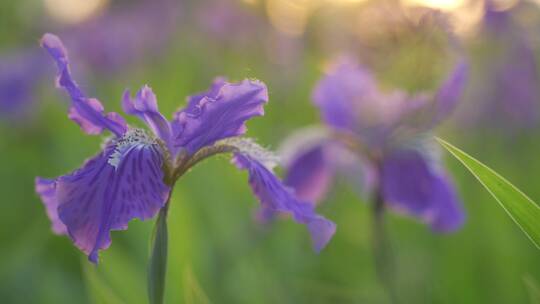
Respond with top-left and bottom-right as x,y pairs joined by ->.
372,176 -> 399,304
148,195 -> 171,304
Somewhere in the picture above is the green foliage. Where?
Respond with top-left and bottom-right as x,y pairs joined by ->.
437,138 -> 540,250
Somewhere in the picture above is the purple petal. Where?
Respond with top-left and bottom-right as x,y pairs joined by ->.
35,130 -> 170,263
381,149 -> 465,232
40,33 -> 127,136
284,144 -> 335,203
233,153 -> 336,252
35,177 -> 67,235
312,58 -> 379,132
172,79 -> 268,155
433,60 -> 468,123
185,77 -> 227,109
122,86 -> 172,147
312,59 -> 413,147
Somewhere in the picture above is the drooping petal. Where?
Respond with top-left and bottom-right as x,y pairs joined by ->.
41,33 -> 127,136
35,129 -> 170,263
381,149 -> 465,232
279,126 -> 376,202
35,177 -> 67,235
233,152 -> 336,252
122,86 -> 172,147
284,144 -> 335,203
428,172 -> 466,232
171,79 -> 268,155
279,126 -> 336,203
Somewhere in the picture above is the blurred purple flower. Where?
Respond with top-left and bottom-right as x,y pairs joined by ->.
458,5 -> 540,128
194,0 -> 262,47
282,57 -> 468,232
63,0 -> 181,72
0,0 -> 180,118
0,51 -> 48,118
35,34 -> 335,263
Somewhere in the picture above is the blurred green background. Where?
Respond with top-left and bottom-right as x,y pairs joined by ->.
0,0 -> 539,303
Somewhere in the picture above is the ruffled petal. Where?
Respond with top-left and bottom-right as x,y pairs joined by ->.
233,153 -> 336,252
41,33 -> 127,136
185,77 -> 227,109
122,85 -> 172,147
381,149 -> 465,232
171,79 -> 268,155
35,129 -> 170,263
35,177 -> 67,235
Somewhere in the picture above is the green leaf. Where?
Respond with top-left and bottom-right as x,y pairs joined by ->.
148,208 -> 169,304
437,137 -> 540,249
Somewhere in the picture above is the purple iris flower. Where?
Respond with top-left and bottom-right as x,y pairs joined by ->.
281,57 -> 468,232
35,34 -> 335,263
458,4 -> 540,128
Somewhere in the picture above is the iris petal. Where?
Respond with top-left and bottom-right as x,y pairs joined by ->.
381,149 -> 465,232
122,86 -> 172,147
35,130 -> 170,263
284,144 -> 335,203
433,60 -> 468,124
172,79 -> 268,155
41,33 -> 127,136
233,153 -> 336,252
35,177 -> 67,235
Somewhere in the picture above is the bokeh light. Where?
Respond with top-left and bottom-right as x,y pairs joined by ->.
402,0 -> 466,11
44,0 -> 108,24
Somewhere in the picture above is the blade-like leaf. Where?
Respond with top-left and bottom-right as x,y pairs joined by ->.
148,207 -> 169,304
437,137 -> 540,249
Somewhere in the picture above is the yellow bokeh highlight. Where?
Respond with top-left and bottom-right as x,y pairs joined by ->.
266,0 -> 315,36
402,0 -> 466,11
44,0 -> 108,24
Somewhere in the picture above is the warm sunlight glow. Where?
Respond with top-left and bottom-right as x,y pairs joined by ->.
325,0 -> 368,5
44,0 -> 108,24
451,0 -> 484,37
402,0 -> 466,11
266,0 -> 314,36
402,0 -> 483,37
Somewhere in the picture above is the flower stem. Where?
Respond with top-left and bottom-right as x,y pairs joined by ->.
147,195 -> 171,304
372,180 -> 399,304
